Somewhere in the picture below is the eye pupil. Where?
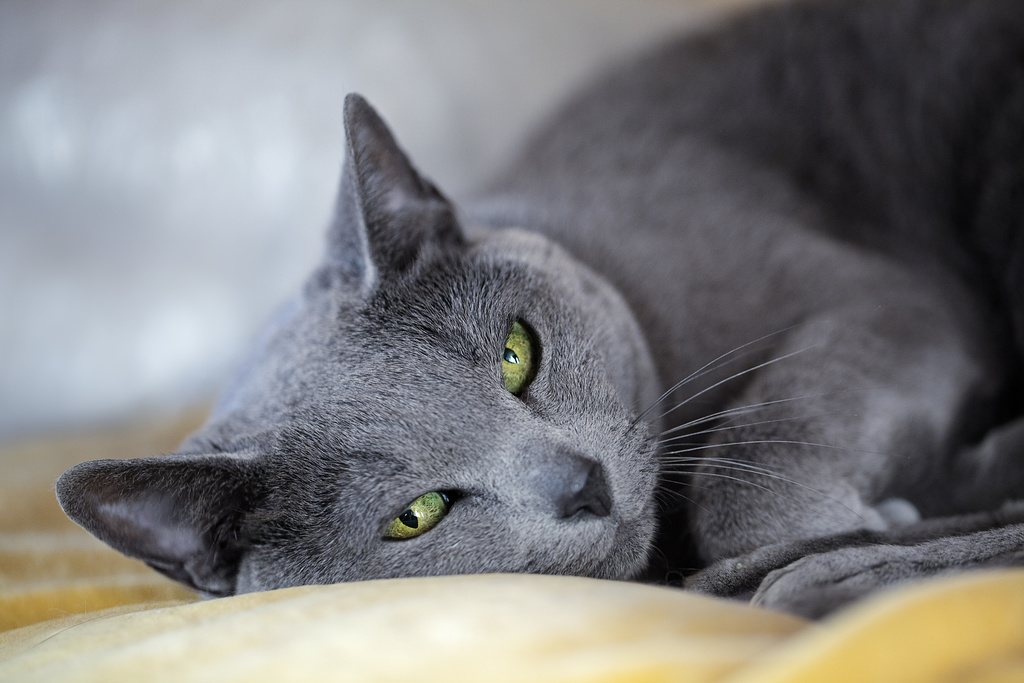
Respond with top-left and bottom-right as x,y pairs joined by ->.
503,348 -> 520,364
399,509 -> 419,529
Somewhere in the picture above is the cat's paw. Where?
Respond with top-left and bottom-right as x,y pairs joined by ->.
750,544 -> 927,618
684,555 -> 759,599
685,531 -> 878,599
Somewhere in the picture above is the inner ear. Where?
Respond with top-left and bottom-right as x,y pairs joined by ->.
56,454 -> 262,597
326,94 -> 464,291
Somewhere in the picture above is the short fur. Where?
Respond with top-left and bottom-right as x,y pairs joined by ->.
58,0 -> 1024,617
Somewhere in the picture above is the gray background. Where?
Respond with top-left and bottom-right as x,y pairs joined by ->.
0,0 -> 755,443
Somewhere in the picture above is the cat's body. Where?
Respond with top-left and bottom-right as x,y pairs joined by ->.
58,0 -> 1024,617
481,0 -> 1024,563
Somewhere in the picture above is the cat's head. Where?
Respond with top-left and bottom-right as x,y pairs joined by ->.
56,95 -> 661,596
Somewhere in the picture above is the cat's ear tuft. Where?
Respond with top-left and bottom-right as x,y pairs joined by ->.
327,94 -> 463,292
55,455 -> 261,596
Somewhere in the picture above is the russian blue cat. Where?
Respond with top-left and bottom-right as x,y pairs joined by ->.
57,0 -> 1024,617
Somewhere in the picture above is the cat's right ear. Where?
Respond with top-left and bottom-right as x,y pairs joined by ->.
55,454 -> 262,596
325,94 -> 463,293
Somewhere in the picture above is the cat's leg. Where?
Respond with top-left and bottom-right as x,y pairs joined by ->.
684,296 -> 1002,562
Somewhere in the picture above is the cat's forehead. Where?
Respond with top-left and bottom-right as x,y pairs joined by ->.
272,253 -> 608,444
349,247 -> 576,354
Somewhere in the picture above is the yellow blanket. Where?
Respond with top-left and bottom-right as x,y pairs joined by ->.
2,414 -> 1022,682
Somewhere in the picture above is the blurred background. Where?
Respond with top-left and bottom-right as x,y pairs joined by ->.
0,0 -> 754,446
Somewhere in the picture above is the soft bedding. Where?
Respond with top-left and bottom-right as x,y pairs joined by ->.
1,414 -> 1022,682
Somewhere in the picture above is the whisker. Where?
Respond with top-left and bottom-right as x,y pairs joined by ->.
655,344 -> 819,423
645,542 -> 670,568
658,441 -> 706,449
655,414 -> 826,446
654,486 -> 696,507
659,386 -> 881,440
663,460 -> 813,493
647,346 -> 766,409
660,470 -> 780,497
658,438 -> 870,458
660,458 -> 865,519
659,392 -> 842,439
662,457 -> 819,494
628,325 -> 800,430
661,469 -> 868,524
653,485 -> 711,515
664,454 -> 794,476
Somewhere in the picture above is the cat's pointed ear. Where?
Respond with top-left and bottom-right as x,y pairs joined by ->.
55,455 -> 261,596
327,94 -> 463,291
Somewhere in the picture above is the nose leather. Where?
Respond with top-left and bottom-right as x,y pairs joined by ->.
535,452 -> 612,519
559,458 -> 612,518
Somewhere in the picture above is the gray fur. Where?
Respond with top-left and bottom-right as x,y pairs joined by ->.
57,0 -> 1024,617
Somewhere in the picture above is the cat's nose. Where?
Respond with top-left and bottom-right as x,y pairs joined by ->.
537,452 -> 612,519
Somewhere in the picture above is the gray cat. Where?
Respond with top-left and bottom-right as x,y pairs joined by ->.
57,0 -> 1024,618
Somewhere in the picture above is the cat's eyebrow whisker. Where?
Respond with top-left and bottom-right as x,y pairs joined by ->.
628,324 -> 800,429
655,344 -> 820,423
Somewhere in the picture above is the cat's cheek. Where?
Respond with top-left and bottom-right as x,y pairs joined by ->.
232,546 -> 318,592
233,553 -> 266,594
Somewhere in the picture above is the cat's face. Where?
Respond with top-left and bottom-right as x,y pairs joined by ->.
56,95 -> 661,595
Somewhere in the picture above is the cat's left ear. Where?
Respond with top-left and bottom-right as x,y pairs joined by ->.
55,454 -> 261,596
326,94 -> 463,292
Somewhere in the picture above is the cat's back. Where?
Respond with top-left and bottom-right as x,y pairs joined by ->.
482,0 -> 1024,264
470,0 -> 1024,386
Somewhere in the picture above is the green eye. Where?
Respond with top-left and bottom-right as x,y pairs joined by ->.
383,491 -> 451,540
501,321 -> 538,396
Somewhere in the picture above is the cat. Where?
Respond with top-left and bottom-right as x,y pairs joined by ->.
57,0 -> 1024,618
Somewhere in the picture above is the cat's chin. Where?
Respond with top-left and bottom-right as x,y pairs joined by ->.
596,536 -> 655,581
578,511 -> 657,581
